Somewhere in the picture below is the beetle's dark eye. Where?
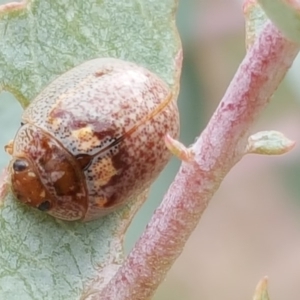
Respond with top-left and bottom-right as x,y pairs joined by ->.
12,159 -> 29,172
37,201 -> 51,211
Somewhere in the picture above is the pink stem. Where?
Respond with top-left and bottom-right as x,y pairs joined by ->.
98,22 -> 300,300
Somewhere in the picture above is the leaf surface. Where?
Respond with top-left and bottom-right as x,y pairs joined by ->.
0,1 -> 181,299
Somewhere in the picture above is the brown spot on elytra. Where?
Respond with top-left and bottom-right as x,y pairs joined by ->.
44,156 -> 81,196
92,121 -> 117,141
55,110 -> 116,141
75,153 -> 93,170
94,66 -> 113,77
69,120 -> 88,130
103,143 -> 130,208
49,107 -> 70,121
94,71 -> 105,77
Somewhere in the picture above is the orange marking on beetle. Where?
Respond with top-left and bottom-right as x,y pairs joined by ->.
40,190 -> 46,198
92,158 -> 118,187
95,197 -> 109,207
71,126 -> 100,151
28,172 -> 36,178
4,140 -> 13,155
48,117 -> 62,131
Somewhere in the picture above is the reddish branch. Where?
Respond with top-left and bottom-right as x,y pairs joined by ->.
97,22 -> 300,300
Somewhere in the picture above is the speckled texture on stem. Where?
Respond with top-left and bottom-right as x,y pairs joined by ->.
94,22 -> 300,300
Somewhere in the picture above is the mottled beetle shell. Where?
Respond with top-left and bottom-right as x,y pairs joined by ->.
7,58 -> 179,221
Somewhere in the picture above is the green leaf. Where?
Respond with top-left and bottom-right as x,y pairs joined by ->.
0,0 -> 181,106
0,1 -> 181,299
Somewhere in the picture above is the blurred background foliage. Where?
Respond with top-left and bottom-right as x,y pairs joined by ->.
1,0 -> 300,299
